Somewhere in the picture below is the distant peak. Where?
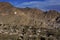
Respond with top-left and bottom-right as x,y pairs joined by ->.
48,10 -> 58,13
0,2 -> 12,7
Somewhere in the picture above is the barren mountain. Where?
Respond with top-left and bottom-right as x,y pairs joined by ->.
0,2 -> 60,40
0,2 -> 60,28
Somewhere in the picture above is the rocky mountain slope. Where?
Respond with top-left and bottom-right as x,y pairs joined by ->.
0,2 -> 60,28
0,2 -> 60,40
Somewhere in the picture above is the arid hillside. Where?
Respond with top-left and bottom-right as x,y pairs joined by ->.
0,2 -> 60,40
0,2 -> 60,28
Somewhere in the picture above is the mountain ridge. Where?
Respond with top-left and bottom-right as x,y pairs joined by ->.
0,2 -> 60,28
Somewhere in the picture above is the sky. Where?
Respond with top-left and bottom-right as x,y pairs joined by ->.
0,0 -> 60,11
